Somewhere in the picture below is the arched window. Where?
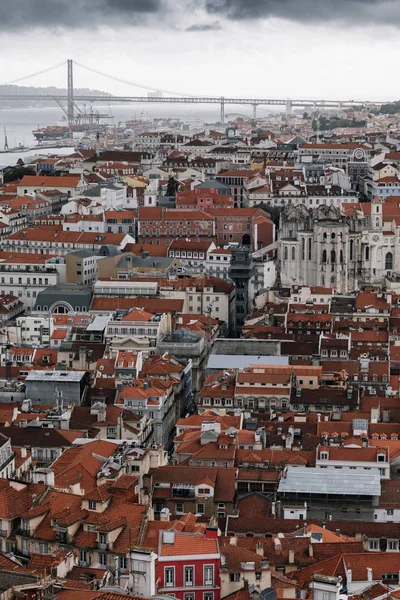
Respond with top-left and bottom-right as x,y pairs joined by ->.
302,238 -> 305,260
322,249 -> 327,263
365,246 -> 370,261
385,252 -> 393,270
376,218 -> 380,227
376,205 -> 380,213
284,246 -> 288,261
308,238 -> 312,260
331,232 -> 336,240
340,250 -> 344,263
350,239 -> 354,260
323,232 -> 327,240
292,247 -> 296,260
331,250 -> 336,264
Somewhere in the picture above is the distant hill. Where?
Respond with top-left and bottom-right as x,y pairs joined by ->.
0,84 -> 112,108
379,101 -> 400,115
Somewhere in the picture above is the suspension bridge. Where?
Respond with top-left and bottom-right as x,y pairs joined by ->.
0,59 -> 385,125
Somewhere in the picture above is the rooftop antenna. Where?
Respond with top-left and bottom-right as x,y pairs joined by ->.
3,127 -> 8,151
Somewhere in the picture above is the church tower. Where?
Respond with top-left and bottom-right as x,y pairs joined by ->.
372,195 -> 383,230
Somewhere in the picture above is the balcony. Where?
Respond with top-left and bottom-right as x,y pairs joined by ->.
172,489 -> 195,499
98,542 -> 108,550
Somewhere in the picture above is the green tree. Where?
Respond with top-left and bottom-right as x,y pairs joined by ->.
4,166 -> 35,183
255,202 -> 283,237
166,176 -> 180,197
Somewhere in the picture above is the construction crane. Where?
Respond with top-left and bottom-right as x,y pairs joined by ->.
3,127 -> 8,151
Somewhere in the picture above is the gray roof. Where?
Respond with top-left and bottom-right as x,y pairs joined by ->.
69,250 -> 99,258
85,183 -> 121,196
86,314 -> 110,331
277,466 -> 381,497
98,245 -> 121,257
196,180 -> 231,192
163,328 -> 200,342
25,370 -> 87,382
207,355 -> 288,371
116,254 -> 174,270
34,284 -> 93,311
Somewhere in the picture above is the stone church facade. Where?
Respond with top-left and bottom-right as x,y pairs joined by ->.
278,201 -> 397,293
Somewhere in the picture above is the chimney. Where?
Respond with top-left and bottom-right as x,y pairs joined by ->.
347,569 -> 352,584
367,567 -> 373,582
162,530 -> 175,544
21,447 -> 27,458
229,536 -> 237,546
256,542 -> 264,557
205,526 -> 218,540
160,508 -> 170,522
274,537 -> 282,552
288,549 -> 295,564
309,543 -> 313,557
335,529 -> 341,537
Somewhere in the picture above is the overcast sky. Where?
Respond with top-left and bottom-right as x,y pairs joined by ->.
0,0 -> 399,101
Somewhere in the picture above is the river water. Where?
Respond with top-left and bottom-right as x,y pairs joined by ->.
0,103 -> 248,166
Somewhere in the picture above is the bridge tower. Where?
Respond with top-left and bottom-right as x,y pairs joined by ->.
252,103 -> 257,120
285,99 -> 292,116
220,97 -> 225,124
67,59 -> 74,130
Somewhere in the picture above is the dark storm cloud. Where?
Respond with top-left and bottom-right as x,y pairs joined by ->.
205,0 -> 400,26
185,21 -> 222,31
0,0 -> 163,30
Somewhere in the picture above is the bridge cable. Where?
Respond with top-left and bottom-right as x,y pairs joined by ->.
2,61 -> 66,86
74,61 -> 209,98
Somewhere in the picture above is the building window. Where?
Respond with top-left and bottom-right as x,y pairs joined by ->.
39,542 -> 48,554
119,556 -> 128,571
386,252 -> 393,270
204,565 -> 214,586
196,503 -> 205,515
230,573 -> 241,582
204,593 -> 214,600
176,503 -> 184,514
80,550 -> 88,565
365,246 -> 370,261
185,566 -> 194,587
369,539 -> 379,550
185,595 -> 195,600
88,501 -> 96,510
99,553 -> 107,566
165,567 -> 175,587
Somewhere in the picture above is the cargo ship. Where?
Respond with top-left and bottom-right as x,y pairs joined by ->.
33,126 -> 70,142
33,106 -> 115,142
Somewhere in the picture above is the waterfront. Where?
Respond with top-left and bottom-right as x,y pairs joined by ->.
0,103 -> 262,165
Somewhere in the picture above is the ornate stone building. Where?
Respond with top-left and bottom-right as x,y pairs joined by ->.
278,200 -> 396,293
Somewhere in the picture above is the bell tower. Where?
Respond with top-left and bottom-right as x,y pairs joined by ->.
372,195 -> 382,230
